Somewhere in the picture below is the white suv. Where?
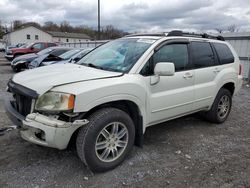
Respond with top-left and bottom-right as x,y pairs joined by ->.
5,31 -> 243,172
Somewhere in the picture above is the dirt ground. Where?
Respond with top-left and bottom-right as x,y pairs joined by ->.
0,52 -> 249,188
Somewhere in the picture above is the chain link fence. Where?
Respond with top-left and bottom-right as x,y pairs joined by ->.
59,40 -> 110,49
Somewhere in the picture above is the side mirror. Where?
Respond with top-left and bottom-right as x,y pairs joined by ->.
30,47 -> 34,50
154,62 -> 175,76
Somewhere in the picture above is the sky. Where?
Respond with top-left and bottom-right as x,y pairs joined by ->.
1,0 -> 250,33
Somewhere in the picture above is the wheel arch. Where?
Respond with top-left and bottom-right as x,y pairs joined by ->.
221,82 -> 235,96
72,99 -> 145,147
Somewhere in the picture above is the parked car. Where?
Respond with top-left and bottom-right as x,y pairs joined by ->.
11,47 -> 73,72
28,48 -> 89,69
4,43 -> 26,55
4,31 -> 243,172
29,48 -> 94,69
5,42 -> 57,61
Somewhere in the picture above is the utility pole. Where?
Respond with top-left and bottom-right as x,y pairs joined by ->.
98,0 -> 100,40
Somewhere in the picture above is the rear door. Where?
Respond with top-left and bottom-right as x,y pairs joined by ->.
190,41 -> 220,110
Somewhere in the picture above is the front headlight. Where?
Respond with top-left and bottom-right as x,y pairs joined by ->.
35,92 -> 75,111
11,60 -> 26,65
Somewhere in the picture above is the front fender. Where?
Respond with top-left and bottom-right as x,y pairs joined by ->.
74,94 -> 147,133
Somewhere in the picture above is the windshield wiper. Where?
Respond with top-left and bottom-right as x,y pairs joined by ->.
86,63 -> 103,70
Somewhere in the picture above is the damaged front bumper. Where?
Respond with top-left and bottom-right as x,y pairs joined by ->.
5,98 -> 88,150
21,113 -> 88,150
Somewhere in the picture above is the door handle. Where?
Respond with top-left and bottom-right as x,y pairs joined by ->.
213,68 -> 220,73
183,72 -> 193,79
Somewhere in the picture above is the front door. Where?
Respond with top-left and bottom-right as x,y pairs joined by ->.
140,42 -> 195,125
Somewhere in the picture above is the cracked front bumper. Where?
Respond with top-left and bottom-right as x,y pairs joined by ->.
21,113 -> 88,150
5,98 -> 88,150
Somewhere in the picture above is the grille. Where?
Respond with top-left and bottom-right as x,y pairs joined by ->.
13,93 -> 32,116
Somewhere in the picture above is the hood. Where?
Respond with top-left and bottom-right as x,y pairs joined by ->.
12,63 -> 123,95
12,53 -> 38,64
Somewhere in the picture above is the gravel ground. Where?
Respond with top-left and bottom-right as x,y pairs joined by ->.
0,52 -> 249,188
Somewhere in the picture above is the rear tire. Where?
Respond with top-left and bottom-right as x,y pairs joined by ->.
76,108 -> 135,172
202,88 -> 232,123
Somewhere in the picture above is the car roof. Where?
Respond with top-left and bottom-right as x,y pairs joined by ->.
124,30 -> 225,42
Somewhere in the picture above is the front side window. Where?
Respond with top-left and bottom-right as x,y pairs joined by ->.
213,43 -> 234,64
140,44 -> 189,76
191,42 -> 215,68
77,38 -> 155,73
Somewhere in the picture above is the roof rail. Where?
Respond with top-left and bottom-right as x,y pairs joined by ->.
167,30 -> 225,41
125,33 -> 166,37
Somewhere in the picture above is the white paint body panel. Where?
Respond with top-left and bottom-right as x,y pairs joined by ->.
11,36 -> 243,149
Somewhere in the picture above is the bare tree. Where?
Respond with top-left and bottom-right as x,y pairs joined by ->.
13,20 -> 23,30
227,24 -> 240,33
214,28 -> 225,33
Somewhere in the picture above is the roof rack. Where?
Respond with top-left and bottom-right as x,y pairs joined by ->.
167,30 -> 225,41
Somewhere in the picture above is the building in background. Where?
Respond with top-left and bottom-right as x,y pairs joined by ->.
3,26 -> 91,47
48,31 -> 91,43
223,32 -> 250,80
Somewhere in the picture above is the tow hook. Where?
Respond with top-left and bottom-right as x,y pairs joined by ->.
0,125 -> 18,136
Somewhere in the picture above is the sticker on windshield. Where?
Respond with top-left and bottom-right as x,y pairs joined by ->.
137,39 -> 156,44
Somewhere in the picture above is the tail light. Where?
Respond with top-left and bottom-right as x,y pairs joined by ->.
239,64 -> 242,75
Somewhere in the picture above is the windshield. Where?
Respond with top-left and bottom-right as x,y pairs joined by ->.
37,48 -> 53,55
20,44 -> 28,48
77,38 -> 155,72
27,43 -> 35,48
59,49 -> 80,60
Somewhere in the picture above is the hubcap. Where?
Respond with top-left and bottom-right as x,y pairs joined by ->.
217,95 -> 230,119
95,122 -> 128,162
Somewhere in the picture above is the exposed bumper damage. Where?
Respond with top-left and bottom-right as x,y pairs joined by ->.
21,113 -> 88,150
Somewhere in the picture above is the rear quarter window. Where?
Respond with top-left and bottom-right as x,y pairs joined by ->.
213,43 -> 234,64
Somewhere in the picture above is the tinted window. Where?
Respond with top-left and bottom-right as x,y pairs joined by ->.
213,43 -> 234,64
140,44 -> 189,76
50,49 -> 69,56
48,43 -> 56,47
153,44 -> 188,72
191,42 -> 215,68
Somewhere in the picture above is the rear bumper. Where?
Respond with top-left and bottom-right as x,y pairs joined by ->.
235,75 -> 243,94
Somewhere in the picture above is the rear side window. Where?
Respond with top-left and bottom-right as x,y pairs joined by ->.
213,43 -> 234,64
48,43 -> 57,47
191,42 -> 215,68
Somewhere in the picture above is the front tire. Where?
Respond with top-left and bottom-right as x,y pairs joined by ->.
76,108 -> 135,172
203,88 -> 232,123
